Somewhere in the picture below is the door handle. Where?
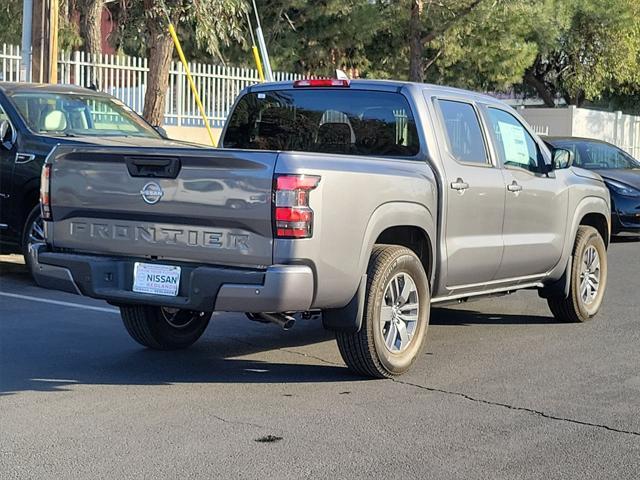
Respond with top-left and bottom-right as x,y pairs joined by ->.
507,181 -> 523,192
450,178 -> 469,191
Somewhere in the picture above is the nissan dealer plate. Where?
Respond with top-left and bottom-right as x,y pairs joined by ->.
133,262 -> 181,296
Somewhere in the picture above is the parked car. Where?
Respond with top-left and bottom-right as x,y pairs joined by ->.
32,79 -> 611,378
0,82 -> 193,270
544,136 -> 640,235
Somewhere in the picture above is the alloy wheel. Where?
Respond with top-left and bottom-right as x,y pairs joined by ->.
380,272 -> 420,353
579,245 -> 601,305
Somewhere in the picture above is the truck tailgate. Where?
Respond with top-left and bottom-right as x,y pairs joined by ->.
47,145 -> 277,268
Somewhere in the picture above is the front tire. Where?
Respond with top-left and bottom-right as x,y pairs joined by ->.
336,245 -> 430,378
120,306 -> 211,350
547,226 -> 607,322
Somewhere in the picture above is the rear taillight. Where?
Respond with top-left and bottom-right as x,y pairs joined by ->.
293,79 -> 350,88
274,174 -> 320,238
40,163 -> 52,220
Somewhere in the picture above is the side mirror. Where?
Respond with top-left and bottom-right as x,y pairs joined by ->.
154,125 -> 168,139
553,148 -> 574,170
0,119 -> 14,150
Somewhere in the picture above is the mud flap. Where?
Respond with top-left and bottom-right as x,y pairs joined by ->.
538,256 -> 573,299
322,274 -> 367,333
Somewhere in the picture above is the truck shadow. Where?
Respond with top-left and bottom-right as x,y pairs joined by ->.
0,256 -> 556,395
430,308 -> 556,325
0,318 -> 359,396
0,255 -> 32,286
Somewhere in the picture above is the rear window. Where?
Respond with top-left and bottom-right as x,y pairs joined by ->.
222,89 -> 420,157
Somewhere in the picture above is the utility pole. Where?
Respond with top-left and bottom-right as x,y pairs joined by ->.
251,0 -> 273,82
30,0 -> 58,83
48,0 -> 59,83
21,0 -> 33,81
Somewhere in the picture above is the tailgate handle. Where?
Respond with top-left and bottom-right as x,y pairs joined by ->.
125,157 -> 181,178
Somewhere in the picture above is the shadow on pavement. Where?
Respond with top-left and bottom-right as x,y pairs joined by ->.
0,255 -> 32,287
1,256 -> 557,395
0,256 -> 361,394
431,307 -> 555,326
0,315 -> 362,395
611,235 -> 640,243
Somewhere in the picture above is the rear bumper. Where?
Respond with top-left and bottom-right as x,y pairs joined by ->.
31,245 -> 315,313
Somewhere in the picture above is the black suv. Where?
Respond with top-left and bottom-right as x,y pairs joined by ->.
0,83 -> 191,270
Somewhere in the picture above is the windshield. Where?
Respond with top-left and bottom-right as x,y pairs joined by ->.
223,89 -> 420,157
552,140 -> 640,170
8,92 -> 160,138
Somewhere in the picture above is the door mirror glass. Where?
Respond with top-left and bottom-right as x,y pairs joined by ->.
0,120 -> 14,150
553,148 -> 574,170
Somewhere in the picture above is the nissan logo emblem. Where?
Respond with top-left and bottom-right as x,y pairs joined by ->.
140,182 -> 164,205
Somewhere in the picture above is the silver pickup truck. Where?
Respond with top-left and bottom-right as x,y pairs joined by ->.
32,79 -> 611,378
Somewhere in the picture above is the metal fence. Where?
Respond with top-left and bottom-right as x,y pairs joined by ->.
1,43 -> 301,128
0,44 -> 22,83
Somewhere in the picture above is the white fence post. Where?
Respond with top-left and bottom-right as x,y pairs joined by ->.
176,61 -> 184,127
73,50 -> 80,86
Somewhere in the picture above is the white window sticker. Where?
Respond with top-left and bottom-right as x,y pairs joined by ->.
498,121 -> 530,166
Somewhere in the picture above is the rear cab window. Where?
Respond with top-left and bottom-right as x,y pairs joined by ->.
222,89 -> 420,158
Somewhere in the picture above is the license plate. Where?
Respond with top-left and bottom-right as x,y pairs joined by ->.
133,262 -> 181,297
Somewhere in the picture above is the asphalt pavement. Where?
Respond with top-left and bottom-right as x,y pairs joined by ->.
1,240 -> 639,479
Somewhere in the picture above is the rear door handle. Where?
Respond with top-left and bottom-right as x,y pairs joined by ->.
507,181 -> 523,192
450,178 -> 469,191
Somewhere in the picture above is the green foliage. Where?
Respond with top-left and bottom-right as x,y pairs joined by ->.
0,0 -> 22,46
3,0 -> 640,110
427,1 -> 541,91
192,0 -> 248,61
217,0 -> 382,76
527,0 -> 640,105
113,0 -> 248,62
59,15 -> 84,52
0,0 -> 81,52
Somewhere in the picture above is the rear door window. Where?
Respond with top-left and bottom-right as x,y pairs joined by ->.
438,100 -> 488,165
222,89 -> 420,157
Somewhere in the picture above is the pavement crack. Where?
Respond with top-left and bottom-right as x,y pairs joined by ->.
393,379 -> 640,437
208,413 -> 268,431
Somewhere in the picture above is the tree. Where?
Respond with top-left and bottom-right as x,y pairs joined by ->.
405,0 -> 487,82
115,0 -> 248,126
425,1 -> 542,92
524,0 -> 640,106
79,0 -> 105,55
0,0 -> 22,46
221,0 -> 381,77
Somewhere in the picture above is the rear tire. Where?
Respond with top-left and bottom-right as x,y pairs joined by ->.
120,305 -> 211,350
547,226 -> 607,322
336,245 -> 430,378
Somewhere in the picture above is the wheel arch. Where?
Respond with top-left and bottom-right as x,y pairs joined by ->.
374,225 -> 433,284
579,212 -> 610,248
564,196 -> 610,262
358,202 -> 437,285
323,202 -> 436,333
543,195 -> 610,298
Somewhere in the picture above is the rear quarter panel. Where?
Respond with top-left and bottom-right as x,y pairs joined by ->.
273,152 -> 437,308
